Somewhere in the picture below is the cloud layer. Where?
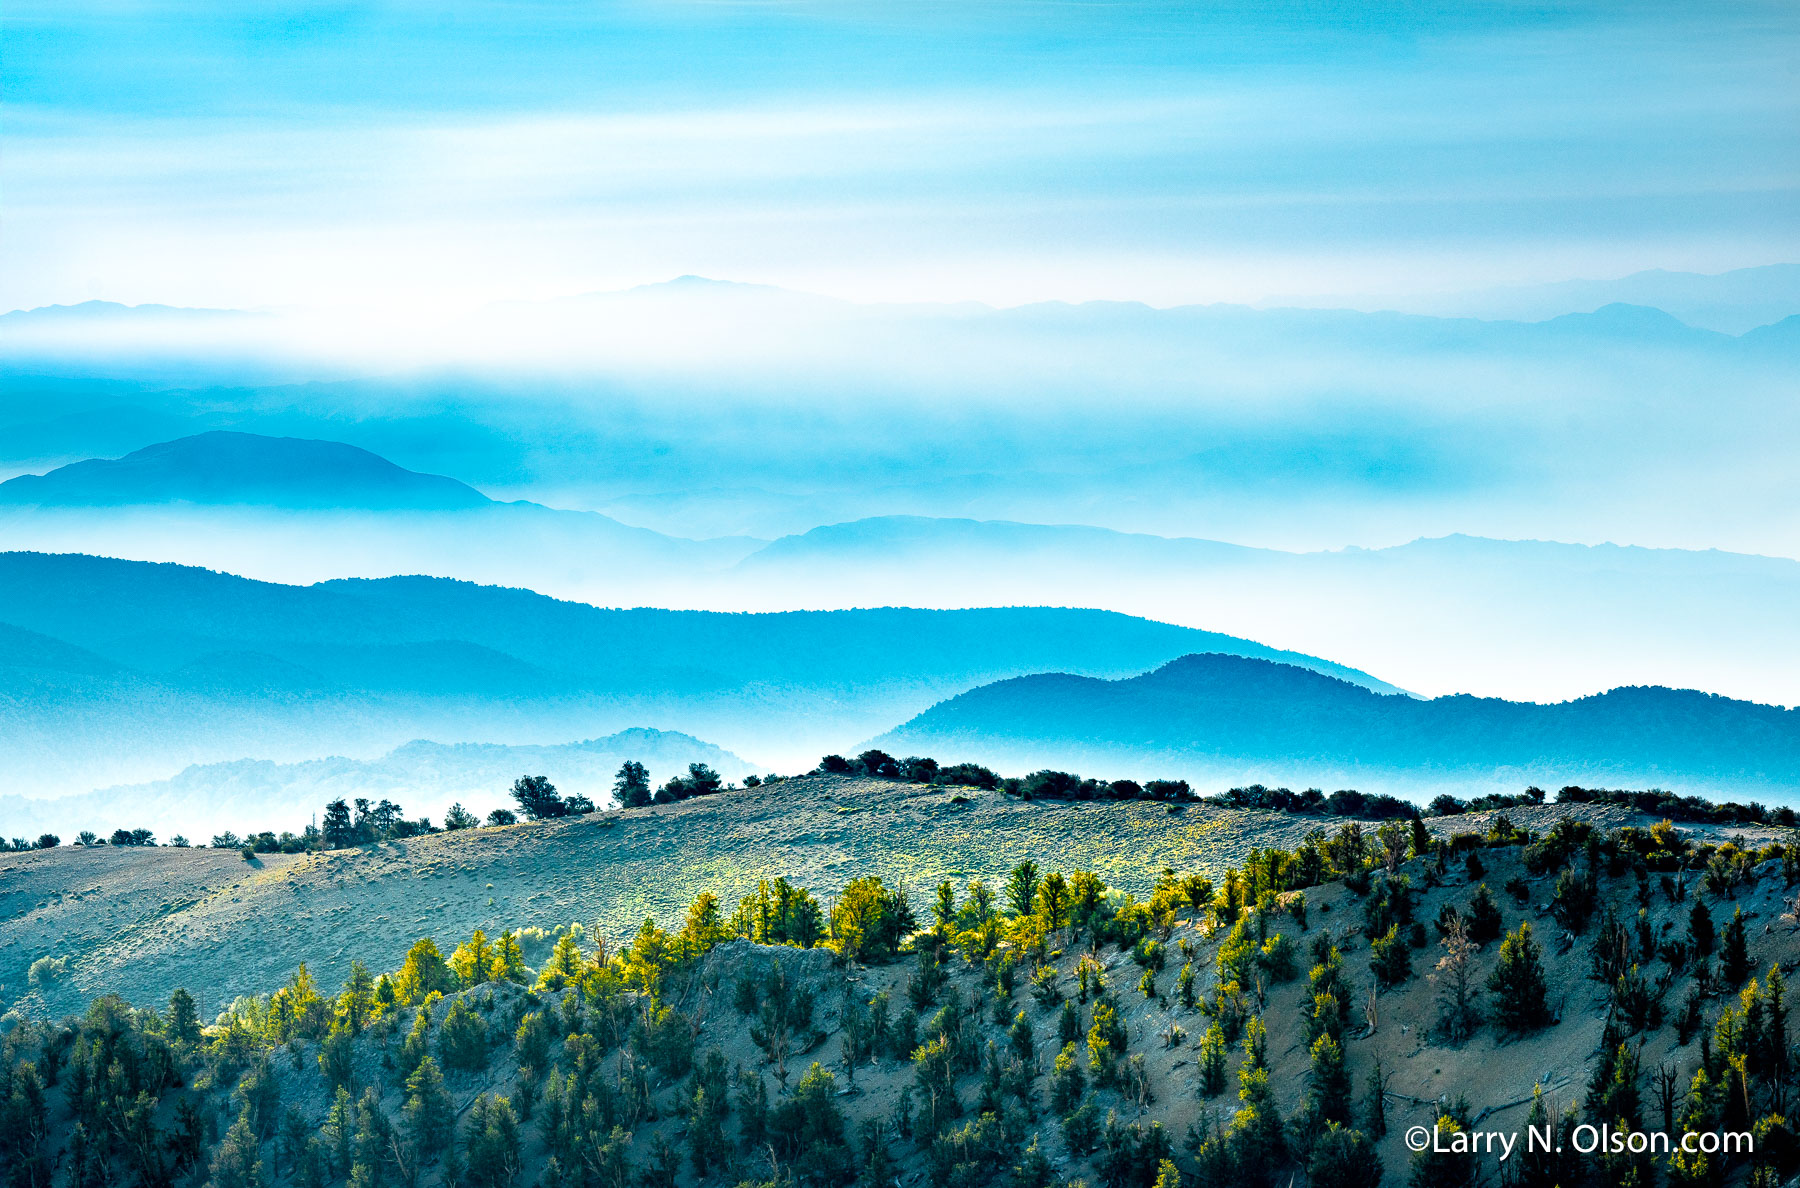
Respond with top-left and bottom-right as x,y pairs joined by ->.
7,1 -> 1797,310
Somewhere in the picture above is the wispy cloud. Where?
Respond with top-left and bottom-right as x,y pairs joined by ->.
5,1 -> 1796,309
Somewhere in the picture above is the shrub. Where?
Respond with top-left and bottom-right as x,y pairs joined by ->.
1021,770 -> 1084,799
657,763 -> 725,802
934,763 -> 1000,790
1261,933 -> 1298,981
1466,884 -> 1503,943
1370,925 -> 1411,987
27,955 -> 68,987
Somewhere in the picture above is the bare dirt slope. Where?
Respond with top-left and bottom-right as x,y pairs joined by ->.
5,775 -> 1324,1017
3,776 -> 1768,1025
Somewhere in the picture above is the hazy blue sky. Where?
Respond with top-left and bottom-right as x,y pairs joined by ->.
6,0 -> 1796,312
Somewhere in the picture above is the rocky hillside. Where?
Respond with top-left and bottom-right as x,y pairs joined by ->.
1,776 -> 1349,1019
4,786 -> 1798,1188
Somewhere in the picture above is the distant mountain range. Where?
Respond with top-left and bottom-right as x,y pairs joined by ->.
3,269 -> 1795,553
5,432 -> 1800,711
1287,263 -> 1800,335
0,551 -> 1385,794
0,431 -> 764,590
877,653 -> 1800,799
0,728 -> 753,841
730,516 -> 1800,711
0,432 -> 489,510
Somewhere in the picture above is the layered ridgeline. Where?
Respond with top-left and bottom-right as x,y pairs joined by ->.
7,432 -> 1800,711
0,432 -> 491,510
0,552 -> 1390,793
0,431 -> 763,599
2,779 -> 1797,1188
877,653 -> 1800,800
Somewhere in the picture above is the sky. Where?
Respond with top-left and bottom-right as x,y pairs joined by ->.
5,0 -> 1798,313
3,1 -> 1800,761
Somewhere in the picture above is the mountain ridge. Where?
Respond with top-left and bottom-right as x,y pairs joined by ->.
0,551 -> 1398,791
0,431 -> 491,510
877,652 -> 1800,798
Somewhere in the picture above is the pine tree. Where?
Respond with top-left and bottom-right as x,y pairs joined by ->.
1515,1087 -> 1581,1188
1763,963 -> 1790,1080
1430,912 -> 1482,1043
394,939 -> 455,1005
3,1061 -> 51,1188
1242,1015 -> 1267,1071
1015,1134 -> 1052,1188
1008,1011 -> 1034,1064
1050,1042 -> 1086,1115
1720,907 -> 1750,987
1058,999 -> 1081,1046
1488,921 -> 1551,1033
167,987 -> 201,1045
405,1056 -> 455,1161
1226,1063 -> 1284,1182
350,1087 -> 395,1187
319,1023 -> 356,1092
510,774 -> 567,820
279,1107 -> 316,1186
237,1053 -> 282,1139
515,1010 -> 554,1076
210,1110 -> 266,1188
614,760 -> 652,808
1198,1021 -> 1228,1097
1306,1122 -> 1382,1188
534,931 -> 586,992
339,961 -> 376,1034
440,997 -> 490,1071
1408,1117 -> 1477,1188
1362,1058 -> 1387,1138
1586,1039 -> 1643,1129
320,1087 -> 355,1180
1086,999 -> 1126,1085
932,880 -> 957,929
1308,1034 -> 1351,1124
1006,861 -> 1041,917
462,1094 -> 522,1188
450,929 -> 498,987
1689,895 -> 1715,958
398,999 -> 434,1084
322,799 -> 354,850
495,931 -> 530,984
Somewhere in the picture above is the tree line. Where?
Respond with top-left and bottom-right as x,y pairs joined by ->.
20,748 -> 1790,865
